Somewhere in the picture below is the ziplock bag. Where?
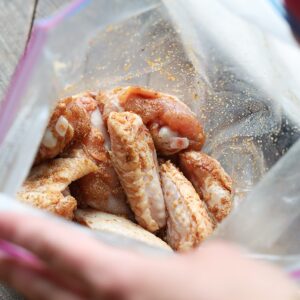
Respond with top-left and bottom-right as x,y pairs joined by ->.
0,0 -> 300,273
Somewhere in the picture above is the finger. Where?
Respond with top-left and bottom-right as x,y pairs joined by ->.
0,258 -> 84,300
0,212 -> 121,269
0,255 -> 88,298
0,212 -> 143,294
0,256 -> 133,300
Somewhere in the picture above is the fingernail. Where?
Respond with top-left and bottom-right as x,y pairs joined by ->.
0,240 -> 39,266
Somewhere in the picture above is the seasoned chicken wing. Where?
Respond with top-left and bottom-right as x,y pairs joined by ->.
70,127 -> 132,218
75,209 -> 171,251
108,112 -> 166,232
36,92 -> 96,164
17,150 -> 97,219
179,151 -> 233,222
98,86 -> 205,155
36,92 -> 129,216
160,161 -> 214,251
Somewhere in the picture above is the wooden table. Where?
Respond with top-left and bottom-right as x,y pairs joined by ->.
0,2 -> 71,298
0,0 -> 71,101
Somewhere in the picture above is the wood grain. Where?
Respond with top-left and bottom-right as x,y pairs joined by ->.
0,2 -> 71,298
0,0 -> 35,101
0,0 -> 72,102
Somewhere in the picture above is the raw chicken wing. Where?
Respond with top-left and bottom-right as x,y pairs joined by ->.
180,151 -> 233,222
36,92 -> 96,164
75,209 -> 171,250
160,161 -> 214,251
36,92 -> 129,217
98,86 -> 205,155
108,112 -> 166,232
17,150 -> 97,219
70,127 -> 132,218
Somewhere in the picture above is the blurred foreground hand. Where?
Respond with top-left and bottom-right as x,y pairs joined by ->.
0,212 -> 298,300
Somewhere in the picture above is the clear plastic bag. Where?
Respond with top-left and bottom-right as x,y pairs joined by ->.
0,0 -> 300,272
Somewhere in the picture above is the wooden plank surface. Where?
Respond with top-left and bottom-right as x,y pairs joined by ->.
0,3 -> 70,298
0,0 -> 72,101
0,0 -> 35,100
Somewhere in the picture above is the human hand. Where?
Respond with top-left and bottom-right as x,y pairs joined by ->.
0,212 -> 298,300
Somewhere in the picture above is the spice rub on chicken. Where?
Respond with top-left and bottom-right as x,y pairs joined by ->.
18,149 -> 97,219
98,86 -> 205,155
19,86 -> 233,251
108,112 -> 166,232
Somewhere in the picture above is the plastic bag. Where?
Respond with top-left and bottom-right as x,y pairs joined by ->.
215,138 -> 300,273
0,0 -> 300,271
